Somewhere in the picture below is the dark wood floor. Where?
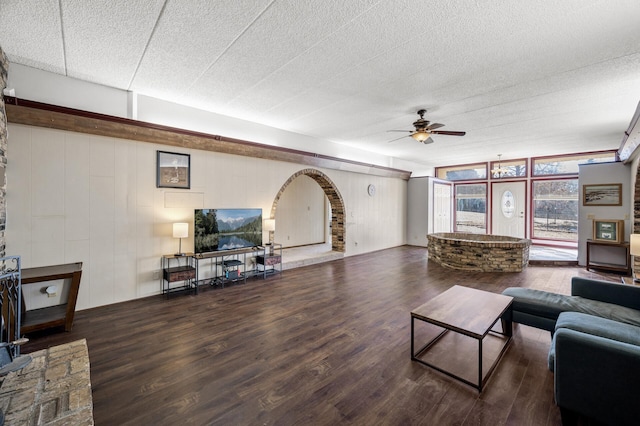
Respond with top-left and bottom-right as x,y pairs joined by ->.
22,246 -> 615,425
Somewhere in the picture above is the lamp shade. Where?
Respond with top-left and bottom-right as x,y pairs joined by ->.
263,219 -> 276,232
631,234 -> 640,256
173,222 -> 189,239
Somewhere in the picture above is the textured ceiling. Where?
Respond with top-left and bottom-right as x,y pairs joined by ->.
1,0 -> 640,170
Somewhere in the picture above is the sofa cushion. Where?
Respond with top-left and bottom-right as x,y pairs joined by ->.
569,297 -> 640,327
548,311 -> 640,371
572,276 -> 640,312
502,287 -> 574,320
502,287 -> 640,327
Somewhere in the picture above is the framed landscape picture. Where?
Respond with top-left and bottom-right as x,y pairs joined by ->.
583,183 -> 622,206
157,151 -> 190,189
592,219 -> 624,243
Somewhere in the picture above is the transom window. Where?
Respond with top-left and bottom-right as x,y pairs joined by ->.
436,163 -> 487,181
490,158 -> 527,179
532,152 -> 617,176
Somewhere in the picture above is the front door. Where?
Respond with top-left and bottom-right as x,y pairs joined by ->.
491,181 -> 526,238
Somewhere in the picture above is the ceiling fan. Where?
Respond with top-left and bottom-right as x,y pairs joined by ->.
388,109 -> 466,144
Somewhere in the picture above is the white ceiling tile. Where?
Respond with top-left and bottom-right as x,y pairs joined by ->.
129,0 -> 273,99
0,0 -> 65,73
1,0 -> 639,169
60,0 -> 166,88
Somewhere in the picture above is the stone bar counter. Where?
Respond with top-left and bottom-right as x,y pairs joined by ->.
427,232 -> 531,272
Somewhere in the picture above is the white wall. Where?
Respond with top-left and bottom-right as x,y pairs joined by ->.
7,63 -> 129,118
577,161 -> 632,265
406,176 -> 453,246
6,124 -> 407,310
406,177 -> 430,247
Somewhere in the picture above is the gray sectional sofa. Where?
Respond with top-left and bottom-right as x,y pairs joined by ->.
502,277 -> 640,425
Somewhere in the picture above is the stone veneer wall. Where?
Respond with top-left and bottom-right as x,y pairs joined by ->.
635,162 -> 640,274
427,232 -> 531,272
0,46 -> 7,258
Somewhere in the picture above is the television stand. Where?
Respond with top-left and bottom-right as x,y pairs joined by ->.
194,248 -> 253,287
193,244 -> 282,287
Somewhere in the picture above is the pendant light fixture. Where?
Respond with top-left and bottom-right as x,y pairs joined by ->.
492,154 -> 509,178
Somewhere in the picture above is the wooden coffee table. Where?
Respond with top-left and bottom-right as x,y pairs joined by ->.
411,285 -> 513,392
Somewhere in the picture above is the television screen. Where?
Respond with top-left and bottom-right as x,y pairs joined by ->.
194,208 -> 262,253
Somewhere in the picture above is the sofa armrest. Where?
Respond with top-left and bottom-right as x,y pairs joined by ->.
571,277 -> 640,311
554,328 -> 640,425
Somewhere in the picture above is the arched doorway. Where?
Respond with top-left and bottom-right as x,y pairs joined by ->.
269,169 -> 345,252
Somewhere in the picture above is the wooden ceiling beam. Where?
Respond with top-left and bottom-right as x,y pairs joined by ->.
4,97 -> 411,180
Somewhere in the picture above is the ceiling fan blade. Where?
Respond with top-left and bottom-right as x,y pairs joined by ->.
387,130 -> 412,133
423,137 -> 435,145
387,134 -> 410,143
426,123 -> 445,131
430,130 -> 466,136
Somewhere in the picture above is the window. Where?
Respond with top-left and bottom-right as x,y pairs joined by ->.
490,158 -> 527,179
455,183 -> 487,233
437,150 -> 616,244
532,152 -> 616,176
532,179 -> 579,241
436,163 -> 487,181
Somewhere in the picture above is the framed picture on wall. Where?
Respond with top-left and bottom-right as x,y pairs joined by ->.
156,151 -> 190,189
592,219 -> 624,243
583,183 -> 622,206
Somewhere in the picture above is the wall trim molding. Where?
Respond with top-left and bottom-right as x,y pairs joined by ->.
4,96 -> 411,180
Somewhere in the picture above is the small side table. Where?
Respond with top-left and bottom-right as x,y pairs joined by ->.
21,262 -> 83,334
161,254 -> 197,295
586,240 -> 631,275
257,243 -> 282,278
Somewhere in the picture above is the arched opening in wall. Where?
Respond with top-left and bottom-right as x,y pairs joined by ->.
269,169 -> 345,265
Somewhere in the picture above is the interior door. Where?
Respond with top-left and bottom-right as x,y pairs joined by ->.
433,182 -> 452,232
491,181 -> 526,238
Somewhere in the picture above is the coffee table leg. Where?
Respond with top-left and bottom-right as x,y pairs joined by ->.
410,316 -> 415,359
501,317 -> 513,337
478,339 -> 483,392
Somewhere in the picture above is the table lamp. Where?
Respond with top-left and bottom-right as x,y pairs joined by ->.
173,222 -> 188,256
264,219 -> 275,240
630,234 -> 640,282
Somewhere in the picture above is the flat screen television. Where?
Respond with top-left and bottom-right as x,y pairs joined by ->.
194,208 -> 262,253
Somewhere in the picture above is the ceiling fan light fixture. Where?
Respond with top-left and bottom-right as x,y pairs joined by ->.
387,109 -> 465,144
411,130 -> 430,142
